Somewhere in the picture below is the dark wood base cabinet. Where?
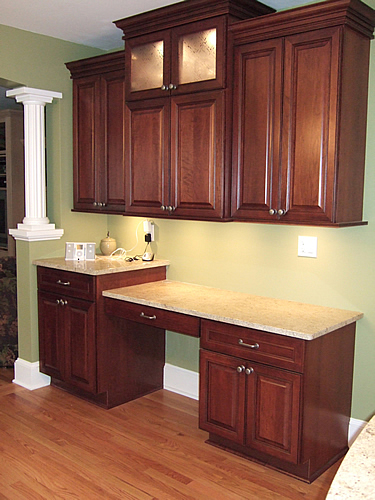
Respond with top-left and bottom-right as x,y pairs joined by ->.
199,319 -> 356,483
37,265 -> 167,408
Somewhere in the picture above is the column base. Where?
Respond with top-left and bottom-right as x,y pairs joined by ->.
13,358 -> 51,390
10,223 -> 64,241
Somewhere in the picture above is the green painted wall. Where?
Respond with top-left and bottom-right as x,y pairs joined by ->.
2,0 -> 375,423
0,24 -> 111,361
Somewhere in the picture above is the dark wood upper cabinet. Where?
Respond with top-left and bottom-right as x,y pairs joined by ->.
125,90 -> 225,219
66,51 -> 125,213
67,0 -> 374,226
115,0 -> 274,102
230,0 -> 375,226
115,0 -> 274,220
122,18 -> 226,102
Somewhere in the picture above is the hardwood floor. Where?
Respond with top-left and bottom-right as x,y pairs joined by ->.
0,367 -> 340,499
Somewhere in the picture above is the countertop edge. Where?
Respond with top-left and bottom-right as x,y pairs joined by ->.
33,257 -> 170,275
102,289 -> 363,341
326,415 -> 375,499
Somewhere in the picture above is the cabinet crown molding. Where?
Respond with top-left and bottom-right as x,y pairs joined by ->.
114,0 -> 274,39
66,51 -> 125,79
230,0 -> 375,43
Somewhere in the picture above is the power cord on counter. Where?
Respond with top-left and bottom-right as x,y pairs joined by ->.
96,220 -> 151,261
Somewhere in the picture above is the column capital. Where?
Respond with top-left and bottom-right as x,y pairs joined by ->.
6,86 -> 62,105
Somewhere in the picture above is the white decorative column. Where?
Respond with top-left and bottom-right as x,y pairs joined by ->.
6,87 -> 64,241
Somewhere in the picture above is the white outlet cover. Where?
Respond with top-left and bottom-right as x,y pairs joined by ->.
298,236 -> 318,258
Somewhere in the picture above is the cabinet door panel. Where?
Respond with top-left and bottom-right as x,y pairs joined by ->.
231,39 -> 282,219
199,350 -> 245,444
125,31 -> 171,101
38,291 -> 65,380
65,297 -> 96,393
73,76 -> 100,210
281,28 -> 340,223
101,71 -> 126,211
125,99 -> 170,215
171,91 -> 224,218
172,17 -> 226,94
245,362 -> 301,463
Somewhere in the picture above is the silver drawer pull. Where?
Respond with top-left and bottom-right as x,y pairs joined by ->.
140,312 -> 157,320
238,339 -> 260,349
57,280 -> 71,286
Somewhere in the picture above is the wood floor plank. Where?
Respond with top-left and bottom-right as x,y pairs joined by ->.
0,368 -> 340,499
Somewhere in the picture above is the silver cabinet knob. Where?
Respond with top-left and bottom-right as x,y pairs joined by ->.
245,367 -> 254,375
93,201 -> 97,206
56,299 -> 68,306
277,208 -> 286,216
237,365 -> 245,373
161,205 -> 166,211
168,83 -> 177,90
269,208 -> 277,215
161,84 -> 167,91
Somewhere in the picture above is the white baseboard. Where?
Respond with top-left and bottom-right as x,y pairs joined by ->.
163,363 -> 366,445
163,363 -> 199,400
348,417 -> 367,446
13,358 -> 51,390
11,358 -> 367,444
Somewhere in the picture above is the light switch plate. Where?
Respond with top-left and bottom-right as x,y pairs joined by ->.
298,236 -> 318,258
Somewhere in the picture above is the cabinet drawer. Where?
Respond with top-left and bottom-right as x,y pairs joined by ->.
201,320 -> 304,372
37,267 -> 95,301
105,298 -> 200,337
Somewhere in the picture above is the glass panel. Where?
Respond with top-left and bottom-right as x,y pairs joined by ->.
131,40 -> 164,92
179,29 -> 216,85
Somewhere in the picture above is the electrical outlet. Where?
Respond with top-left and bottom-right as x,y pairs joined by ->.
298,236 -> 317,258
143,220 -> 154,241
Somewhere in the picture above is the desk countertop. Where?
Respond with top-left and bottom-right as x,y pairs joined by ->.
103,280 -> 362,340
33,256 -> 170,276
326,415 -> 375,499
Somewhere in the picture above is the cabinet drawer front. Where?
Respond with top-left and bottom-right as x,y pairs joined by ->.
37,267 -> 95,301
105,298 -> 200,337
201,320 -> 304,372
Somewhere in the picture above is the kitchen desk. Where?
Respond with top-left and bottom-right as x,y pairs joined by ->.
103,279 -> 362,339
103,279 -> 362,483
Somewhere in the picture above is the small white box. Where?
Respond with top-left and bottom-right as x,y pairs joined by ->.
298,236 -> 318,258
65,242 -> 96,261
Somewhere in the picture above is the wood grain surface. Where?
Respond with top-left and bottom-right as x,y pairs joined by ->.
0,368 -> 340,499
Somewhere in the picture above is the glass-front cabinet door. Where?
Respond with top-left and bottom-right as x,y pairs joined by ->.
126,30 -> 171,100
125,18 -> 225,100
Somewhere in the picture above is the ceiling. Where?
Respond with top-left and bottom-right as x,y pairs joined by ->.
1,0 -> 313,51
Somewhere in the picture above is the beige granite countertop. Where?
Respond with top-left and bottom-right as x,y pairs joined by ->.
103,280 -> 363,340
33,256 -> 170,276
326,415 -> 375,499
